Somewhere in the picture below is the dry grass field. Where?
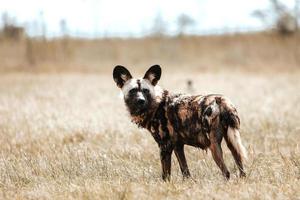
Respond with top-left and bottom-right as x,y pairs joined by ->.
0,33 -> 300,199
0,70 -> 299,199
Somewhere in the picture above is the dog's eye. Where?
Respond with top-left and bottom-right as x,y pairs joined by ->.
129,88 -> 138,94
142,89 -> 149,94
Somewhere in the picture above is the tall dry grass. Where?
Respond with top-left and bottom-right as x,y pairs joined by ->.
0,71 -> 299,199
0,32 -> 299,73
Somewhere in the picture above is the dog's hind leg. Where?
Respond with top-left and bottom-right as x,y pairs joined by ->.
174,143 -> 191,179
209,128 -> 230,180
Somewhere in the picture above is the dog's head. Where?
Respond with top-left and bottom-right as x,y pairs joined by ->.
113,65 -> 162,116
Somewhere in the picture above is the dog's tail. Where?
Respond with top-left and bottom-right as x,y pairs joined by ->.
227,127 -> 247,161
219,99 -> 247,161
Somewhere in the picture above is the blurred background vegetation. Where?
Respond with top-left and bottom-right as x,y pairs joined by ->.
0,0 -> 299,73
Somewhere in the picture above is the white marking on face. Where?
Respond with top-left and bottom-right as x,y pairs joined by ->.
121,78 -> 163,101
121,78 -> 138,97
140,79 -> 153,93
136,91 -> 145,100
140,79 -> 163,99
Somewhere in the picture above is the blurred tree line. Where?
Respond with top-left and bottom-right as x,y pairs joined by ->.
0,12 -> 72,66
252,0 -> 300,35
0,0 -> 299,67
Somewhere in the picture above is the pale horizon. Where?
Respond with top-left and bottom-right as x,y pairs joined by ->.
0,0 -> 297,37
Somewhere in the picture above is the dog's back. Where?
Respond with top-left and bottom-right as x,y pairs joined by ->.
151,92 -> 245,155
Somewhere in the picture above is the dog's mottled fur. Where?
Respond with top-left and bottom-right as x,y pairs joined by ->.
113,65 -> 247,180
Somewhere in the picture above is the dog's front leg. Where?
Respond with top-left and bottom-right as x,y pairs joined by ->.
159,144 -> 173,181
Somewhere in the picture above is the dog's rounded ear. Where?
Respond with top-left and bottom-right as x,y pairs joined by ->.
113,65 -> 133,88
143,65 -> 161,86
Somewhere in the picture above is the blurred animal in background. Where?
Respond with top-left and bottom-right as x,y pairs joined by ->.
186,79 -> 195,94
113,65 -> 247,181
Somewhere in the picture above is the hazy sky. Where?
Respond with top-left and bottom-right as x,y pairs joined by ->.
0,0 -> 296,37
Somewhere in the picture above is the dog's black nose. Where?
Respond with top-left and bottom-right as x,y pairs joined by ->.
137,99 -> 145,105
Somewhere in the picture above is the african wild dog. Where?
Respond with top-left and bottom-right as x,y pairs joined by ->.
113,65 -> 247,181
